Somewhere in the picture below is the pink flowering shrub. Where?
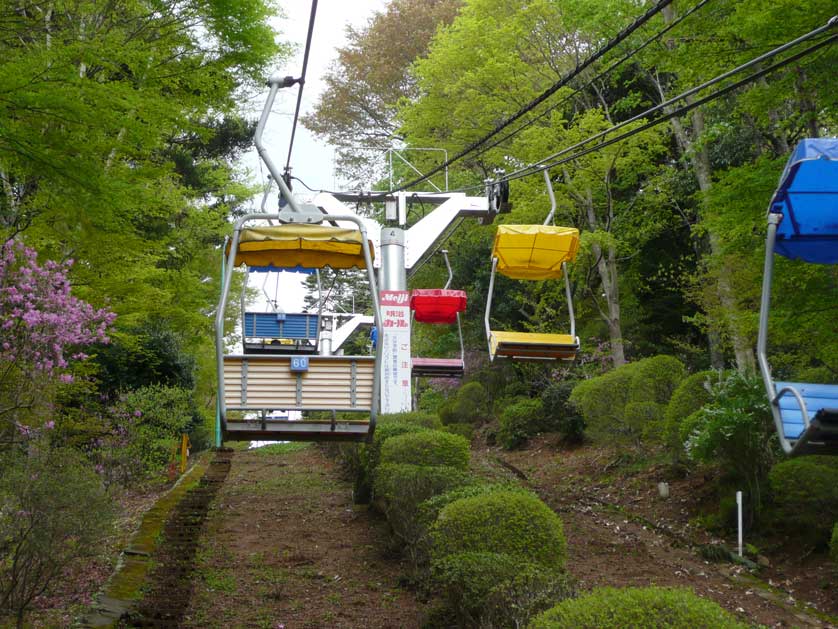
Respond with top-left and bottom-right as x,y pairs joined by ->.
0,239 -> 114,437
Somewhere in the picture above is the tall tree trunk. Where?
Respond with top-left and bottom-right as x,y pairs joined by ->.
658,6 -> 757,373
582,188 -> 625,368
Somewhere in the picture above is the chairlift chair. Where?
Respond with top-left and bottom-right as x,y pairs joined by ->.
484,171 -> 580,361
757,138 -> 838,456
214,74 -> 383,444
410,250 -> 467,378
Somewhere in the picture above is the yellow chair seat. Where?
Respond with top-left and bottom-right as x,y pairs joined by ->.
490,330 -> 578,360
228,224 -> 373,269
492,225 -> 580,280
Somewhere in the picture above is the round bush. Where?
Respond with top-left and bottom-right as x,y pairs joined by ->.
431,490 -> 566,569
353,420 -> 430,503
769,456 -> 838,541
381,411 -> 443,429
380,430 -> 470,469
372,463 -> 473,564
498,397 -> 544,450
419,482 -> 534,529
830,523 -> 838,563
663,370 -> 717,458
527,586 -> 749,629
433,552 -> 573,627
439,381 -> 489,425
569,365 -> 638,440
628,355 -> 687,405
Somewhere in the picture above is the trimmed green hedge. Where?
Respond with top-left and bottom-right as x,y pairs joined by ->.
439,381 -> 490,425
498,397 -> 544,450
433,552 -> 574,628
569,355 -> 686,443
379,411 -> 443,429
663,370 -> 717,461
380,430 -> 470,470
831,523 -> 838,563
528,586 -> 749,629
352,417 -> 431,503
373,463 -> 473,564
419,483 -> 534,531
443,422 -> 474,441
431,490 -> 566,570
769,455 -> 838,541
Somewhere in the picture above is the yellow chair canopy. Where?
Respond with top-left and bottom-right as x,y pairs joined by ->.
227,224 -> 374,270
492,224 -> 580,280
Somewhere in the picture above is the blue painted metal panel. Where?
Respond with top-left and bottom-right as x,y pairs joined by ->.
244,312 -> 319,339
775,381 -> 838,440
769,138 -> 838,264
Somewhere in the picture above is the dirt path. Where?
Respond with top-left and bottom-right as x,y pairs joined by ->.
490,440 -> 838,629
180,444 -> 425,629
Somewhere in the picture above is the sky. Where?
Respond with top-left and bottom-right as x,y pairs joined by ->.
242,0 -> 388,197
238,0 -> 388,312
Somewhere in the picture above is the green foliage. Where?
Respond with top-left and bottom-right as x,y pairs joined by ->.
432,552 -> 574,628
628,355 -> 687,405
683,371 -> 778,519
624,402 -> 664,441
439,382 -> 490,425
625,355 -> 687,441
419,483 -> 532,532
380,411 -> 443,429
380,430 -> 471,470
431,490 -> 566,570
830,524 -> 838,563
92,322 -> 197,394
569,363 -> 638,441
94,385 -> 205,485
373,464 -> 473,566
497,397 -> 544,450
541,381 -> 584,442
663,370 -> 719,461
0,446 -> 114,625
352,417 -> 431,503
417,388 -> 449,414
768,456 -> 838,543
528,586 -> 749,629
443,422 -> 474,441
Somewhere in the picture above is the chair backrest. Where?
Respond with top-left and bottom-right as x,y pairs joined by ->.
769,138 -> 838,264
410,289 -> 467,324
491,224 -> 580,279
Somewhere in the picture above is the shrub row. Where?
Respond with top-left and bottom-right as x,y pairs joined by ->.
528,586 -> 749,628
352,412 -> 572,626
348,412 -> 750,628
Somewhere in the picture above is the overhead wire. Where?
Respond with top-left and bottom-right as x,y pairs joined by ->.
498,18 -> 837,184
465,0 -> 714,165
285,0 -> 319,175
379,0 -> 677,196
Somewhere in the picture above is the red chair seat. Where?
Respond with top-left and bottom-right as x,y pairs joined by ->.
410,289 -> 467,324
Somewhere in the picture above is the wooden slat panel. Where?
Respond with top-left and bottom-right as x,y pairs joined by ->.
223,356 -> 375,410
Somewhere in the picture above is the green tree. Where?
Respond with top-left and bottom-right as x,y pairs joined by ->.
303,0 -> 462,184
